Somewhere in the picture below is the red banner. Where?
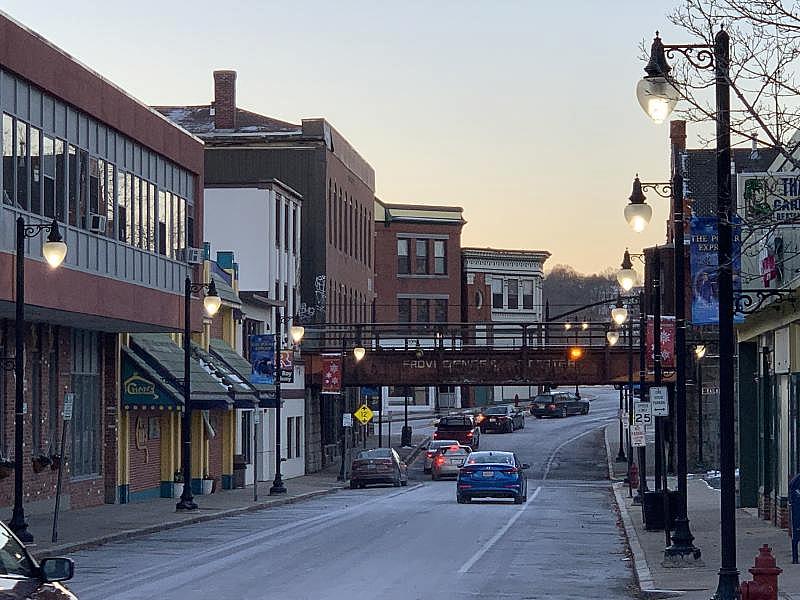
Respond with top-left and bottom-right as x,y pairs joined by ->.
321,354 -> 342,394
646,316 -> 675,369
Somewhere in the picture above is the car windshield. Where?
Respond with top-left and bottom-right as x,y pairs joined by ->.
358,449 -> 392,459
430,440 -> 457,448
483,406 -> 508,415
533,395 -> 553,402
0,525 -> 35,578
437,417 -> 472,427
465,452 -> 514,465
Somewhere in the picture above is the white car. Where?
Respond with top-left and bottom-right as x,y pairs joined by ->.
424,439 -> 459,473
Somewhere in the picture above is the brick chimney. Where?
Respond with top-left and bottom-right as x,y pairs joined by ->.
670,120 -> 686,151
213,70 -> 237,130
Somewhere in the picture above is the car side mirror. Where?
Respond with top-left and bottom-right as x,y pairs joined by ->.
521,463 -> 530,470
40,557 -> 74,582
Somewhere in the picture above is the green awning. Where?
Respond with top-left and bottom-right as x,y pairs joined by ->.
209,338 -> 277,408
121,348 -> 184,411
193,341 -> 260,409
129,334 -> 233,410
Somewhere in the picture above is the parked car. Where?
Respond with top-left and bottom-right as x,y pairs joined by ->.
424,439 -> 460,473
433,415 -> 481,450
479,405 -> 525,433
530,392 -> 590,418
456,451 -> 529,504
431,444 -> 471,480
0,520 -> 76,598
350,448 -> 408,489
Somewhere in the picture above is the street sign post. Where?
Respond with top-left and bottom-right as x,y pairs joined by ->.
52,393 -> 75,543
650,386 -> 669,416
633,401 -> 652,428
342,413 -> 353,428
631,424 -> 646,447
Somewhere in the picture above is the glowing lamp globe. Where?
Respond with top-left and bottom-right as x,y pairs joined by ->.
606,331 -> 620,346
636,76 -> 680,124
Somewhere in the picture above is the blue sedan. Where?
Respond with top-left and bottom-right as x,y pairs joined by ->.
456,451 -> 529,504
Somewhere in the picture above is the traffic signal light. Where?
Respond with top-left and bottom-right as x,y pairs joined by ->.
568,346 -> 584,361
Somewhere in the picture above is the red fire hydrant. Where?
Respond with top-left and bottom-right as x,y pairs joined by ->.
741,544 -> 782,600
628,462 -> 639,489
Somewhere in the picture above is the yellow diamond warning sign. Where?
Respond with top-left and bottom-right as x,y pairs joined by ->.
354,404 -> 374,424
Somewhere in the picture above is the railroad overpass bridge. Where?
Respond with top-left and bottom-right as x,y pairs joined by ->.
301,321 -> 666,388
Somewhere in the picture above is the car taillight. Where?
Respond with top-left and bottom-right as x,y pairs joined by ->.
426,451 -> 435,458
436,455 -> 446,464
466,431 -> 473,437
500,467 -> 518,474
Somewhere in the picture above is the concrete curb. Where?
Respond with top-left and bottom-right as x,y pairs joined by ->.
36,485 -> 345,559
612,482 -> 656,594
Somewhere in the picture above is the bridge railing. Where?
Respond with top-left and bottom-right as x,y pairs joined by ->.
298,321 -> 642,354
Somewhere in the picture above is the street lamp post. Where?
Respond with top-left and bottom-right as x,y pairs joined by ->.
10,217 -> 67,541
695,344 -> 707,467
177,276 -> 221,511
636,28 -> 728,586
336,337 -> 365,482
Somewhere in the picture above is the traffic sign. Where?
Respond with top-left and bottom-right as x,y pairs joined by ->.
633,401 -> 652,427
342,413 -> 353,427
63,393 -> 75,421
631,424 -> 646,447
650,386 -> 669,416
354,404 -> 374,424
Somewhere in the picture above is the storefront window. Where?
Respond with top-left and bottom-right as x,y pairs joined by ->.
70,329 -> 99,477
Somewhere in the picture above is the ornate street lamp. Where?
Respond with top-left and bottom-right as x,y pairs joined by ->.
353,345 -> 366,362
611,297 -> 629,326
176,277 -> 221,511
10,217 -> 67,542
625,176 -> 654,233
636,28 -> 729,585
695,344 -> 707,360
617,250 -> 637,292
606,330 -> 620,346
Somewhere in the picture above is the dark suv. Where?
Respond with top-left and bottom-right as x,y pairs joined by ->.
530,392 -> 590,418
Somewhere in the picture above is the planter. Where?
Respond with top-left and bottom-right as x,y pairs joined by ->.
201,479 -> 214,495
172,482 -> 184,499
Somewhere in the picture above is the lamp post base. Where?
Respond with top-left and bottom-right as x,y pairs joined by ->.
663,517 -> 702,566
8,516 -> 32,543
711,568 -> 740,600
175,498 -> 198,511
270,475 -> 287,495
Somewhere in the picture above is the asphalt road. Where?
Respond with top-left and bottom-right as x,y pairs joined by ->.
67,387 -> 635,600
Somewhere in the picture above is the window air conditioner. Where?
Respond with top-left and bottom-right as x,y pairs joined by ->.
88,214 -> 107,233
183,247 -> 205,265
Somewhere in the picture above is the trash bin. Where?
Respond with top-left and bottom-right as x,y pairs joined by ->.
233,454 -> 247,489
642,489 -> 679,531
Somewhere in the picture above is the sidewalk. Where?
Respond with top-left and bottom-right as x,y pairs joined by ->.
21,427 -> 431,560
605,423 -> 799,599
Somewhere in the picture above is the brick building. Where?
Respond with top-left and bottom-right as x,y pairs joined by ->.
373,200 -> 465,411
155,71 -> 376,471
0,12 -> 204,518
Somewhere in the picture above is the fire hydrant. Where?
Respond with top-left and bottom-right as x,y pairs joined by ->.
628,462 -> 639,489
740,544 -> 782,600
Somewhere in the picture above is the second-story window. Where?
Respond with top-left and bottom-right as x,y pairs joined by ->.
397,239 -> 410,274
275,195 -> 282,249
415,239 -> 428,274
523,280 -> 534,310
434,240 -> 446,274
508,279 -> 518,310
435,299 -> 448,322
416,299 -> 430,323
492,278 -> 503,309
398,298 -> 411,322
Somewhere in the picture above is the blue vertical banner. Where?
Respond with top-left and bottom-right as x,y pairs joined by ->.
249,334 -> 276,384
689,216 -> 742,325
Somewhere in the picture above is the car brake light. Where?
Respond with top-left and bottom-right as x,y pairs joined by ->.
466,431 -> 473,437
435,456 -> 445,465
501,467 -> 518,474
426,451 -> 434,457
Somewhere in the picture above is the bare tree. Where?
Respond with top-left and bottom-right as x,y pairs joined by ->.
666,0 -> 800,168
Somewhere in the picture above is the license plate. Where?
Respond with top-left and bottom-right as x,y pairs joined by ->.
482,470 -> 494,477
449,459 -> 461,465
489,418 -> 496,422
537,404 -> 545,408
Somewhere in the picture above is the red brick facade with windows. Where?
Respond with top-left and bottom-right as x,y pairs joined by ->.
373,202 -> 465,324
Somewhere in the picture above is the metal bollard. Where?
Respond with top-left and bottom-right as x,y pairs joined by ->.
740,544 -> 782,600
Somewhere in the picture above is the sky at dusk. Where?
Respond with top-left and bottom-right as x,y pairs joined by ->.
2,0 -> 704,275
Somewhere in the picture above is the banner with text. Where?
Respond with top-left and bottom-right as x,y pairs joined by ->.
321,354 -> 342,394
249,334 -> 276,385
689,216 -> 742,325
